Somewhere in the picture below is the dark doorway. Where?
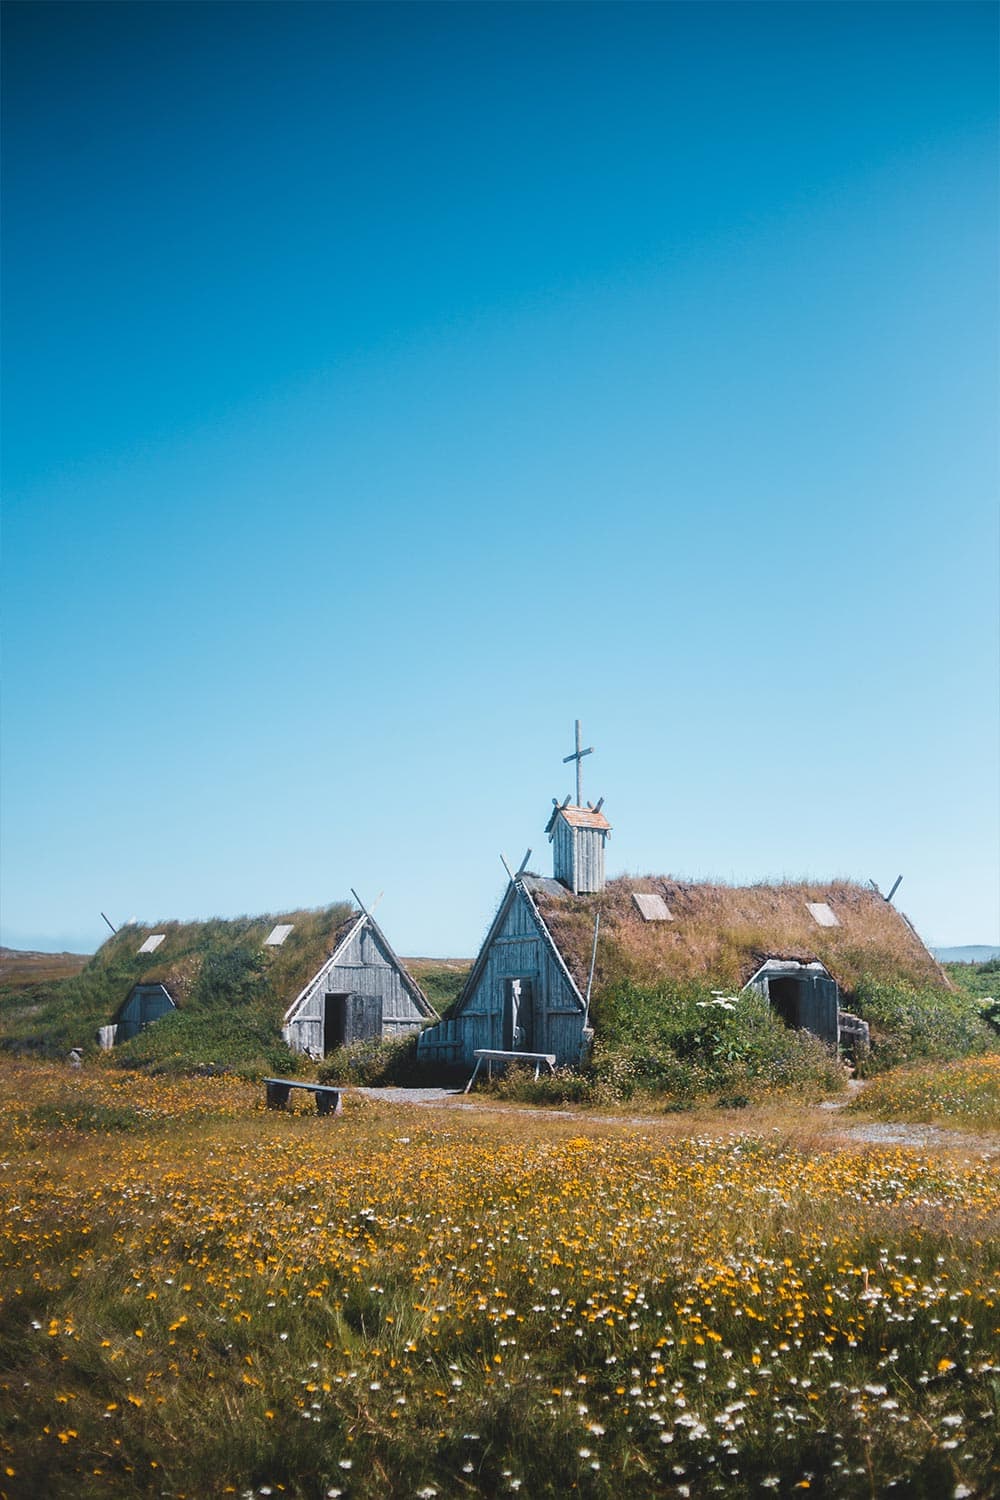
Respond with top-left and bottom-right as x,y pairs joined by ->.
502,978 -> 534,1051
769,977 -> 802,1028
323,992 -> 383,1054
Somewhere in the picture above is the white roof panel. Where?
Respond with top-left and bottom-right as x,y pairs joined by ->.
806,902 -> 840,928
633,892 -> 673,922
137,933 -> 166,954
264,923 -> 294,947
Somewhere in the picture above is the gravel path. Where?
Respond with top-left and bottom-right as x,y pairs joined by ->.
350,1083 -> 999,1155
354,1086 -> 467,1105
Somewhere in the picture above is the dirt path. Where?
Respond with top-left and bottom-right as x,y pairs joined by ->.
353,1084 -> 999,1156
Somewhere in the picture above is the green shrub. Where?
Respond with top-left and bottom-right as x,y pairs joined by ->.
479,1064 -> 597,1106
192,944 -> 267,1006
112,1003 -> 298,1080
106,945 -> 300,1079
587,979 -> 846,1102
317,1032 -> 422,1086
850,978 -> 997,1075
480,982 -> 846,1107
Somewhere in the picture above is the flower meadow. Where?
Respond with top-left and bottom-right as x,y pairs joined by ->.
848,1055 -> 1000,1132
1,1063 -> 997,1499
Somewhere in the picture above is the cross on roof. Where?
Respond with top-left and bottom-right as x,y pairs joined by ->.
562,719 -> 594,807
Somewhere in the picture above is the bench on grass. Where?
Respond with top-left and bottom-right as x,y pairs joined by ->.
464,1049 -> 557,1093
263,1078 -> 342,1116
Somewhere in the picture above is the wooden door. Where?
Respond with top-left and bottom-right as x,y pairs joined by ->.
324,992 -> 384,1051
350,992 -> 383,1042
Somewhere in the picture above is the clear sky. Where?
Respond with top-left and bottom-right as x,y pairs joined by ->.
3,1 -> 997,958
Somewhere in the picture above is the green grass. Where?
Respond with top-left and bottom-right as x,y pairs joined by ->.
404,959 -> 472,1015
0,905 -> 353,1069
945,957 -> 1000,1002
596,979 -> 847,1102
848,977 -> 997,1076
1,1061 -> 998,1499
317,1031 -> 423,1086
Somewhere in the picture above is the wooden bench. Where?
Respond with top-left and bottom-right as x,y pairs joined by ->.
464,1049 -> 557,1093
264,1077 -> 343,1116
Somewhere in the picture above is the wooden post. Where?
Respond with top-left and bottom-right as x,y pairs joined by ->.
583,911 -> 600,1029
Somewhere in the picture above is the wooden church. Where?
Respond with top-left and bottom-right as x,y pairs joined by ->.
417,724 -> 947,1069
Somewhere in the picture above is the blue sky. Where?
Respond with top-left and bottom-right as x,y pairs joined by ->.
3,1 -> 997,957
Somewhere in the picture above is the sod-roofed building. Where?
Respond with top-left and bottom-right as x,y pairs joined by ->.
96,902 -> 435,1055
417,793 -> 947,1069
101,982 -> 177,1046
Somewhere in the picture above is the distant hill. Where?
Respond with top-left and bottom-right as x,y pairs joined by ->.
933,946 -> 1000,964
0,947 -> 89,989
403,958 -> 472,1010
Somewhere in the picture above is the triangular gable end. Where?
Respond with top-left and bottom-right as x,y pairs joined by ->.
283,914 -> 367,1024
418,874 -> 588,1068
517,878 -> 588,1014
283,912 -> 435,1026
449,877 -> 587,1022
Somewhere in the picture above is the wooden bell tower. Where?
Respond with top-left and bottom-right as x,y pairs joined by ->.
545,721 -> 611,894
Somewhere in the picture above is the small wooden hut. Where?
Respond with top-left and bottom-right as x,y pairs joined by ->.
99,982 -> 177,1048
282,908 -> 436,1057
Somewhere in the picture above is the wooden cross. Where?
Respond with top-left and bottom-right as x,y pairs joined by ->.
562,719 -> 594,807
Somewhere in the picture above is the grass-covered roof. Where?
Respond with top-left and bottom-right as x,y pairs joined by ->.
0,904 -> 355,1056
523,876 -> 949,997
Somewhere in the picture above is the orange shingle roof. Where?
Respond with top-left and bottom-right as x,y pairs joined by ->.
546,804 -> 612,833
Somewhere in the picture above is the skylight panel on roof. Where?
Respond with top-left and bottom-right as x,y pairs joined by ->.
137,934 -> 166,954
264,923 -> 294,947
633,893 -> 673,922
806,902 -> 840,928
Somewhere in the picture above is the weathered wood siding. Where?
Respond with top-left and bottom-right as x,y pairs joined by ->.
284,920 -> 428,1056
418,887 -> 585,1067
797,975 -> 839,1045
552,817 -> 606,894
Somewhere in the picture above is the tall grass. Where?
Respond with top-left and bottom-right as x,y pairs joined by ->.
849,1054 -> 1000,1131
534,878 -> 948,995
1,1061 -> 997,1499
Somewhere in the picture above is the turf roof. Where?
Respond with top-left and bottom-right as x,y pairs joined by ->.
522,876 -> 948,997
102,905 -> 356,1002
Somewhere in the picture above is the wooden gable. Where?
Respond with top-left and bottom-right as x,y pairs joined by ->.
417,876 -> 588,1068
283,912 -> 435,1057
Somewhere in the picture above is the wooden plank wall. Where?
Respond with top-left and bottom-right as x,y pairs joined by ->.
116,984 -> 175,1043
417,889 -> 585,1066
285,921 -> 426,1055
552,817 -> 605,893
798,975 -> 840,1046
